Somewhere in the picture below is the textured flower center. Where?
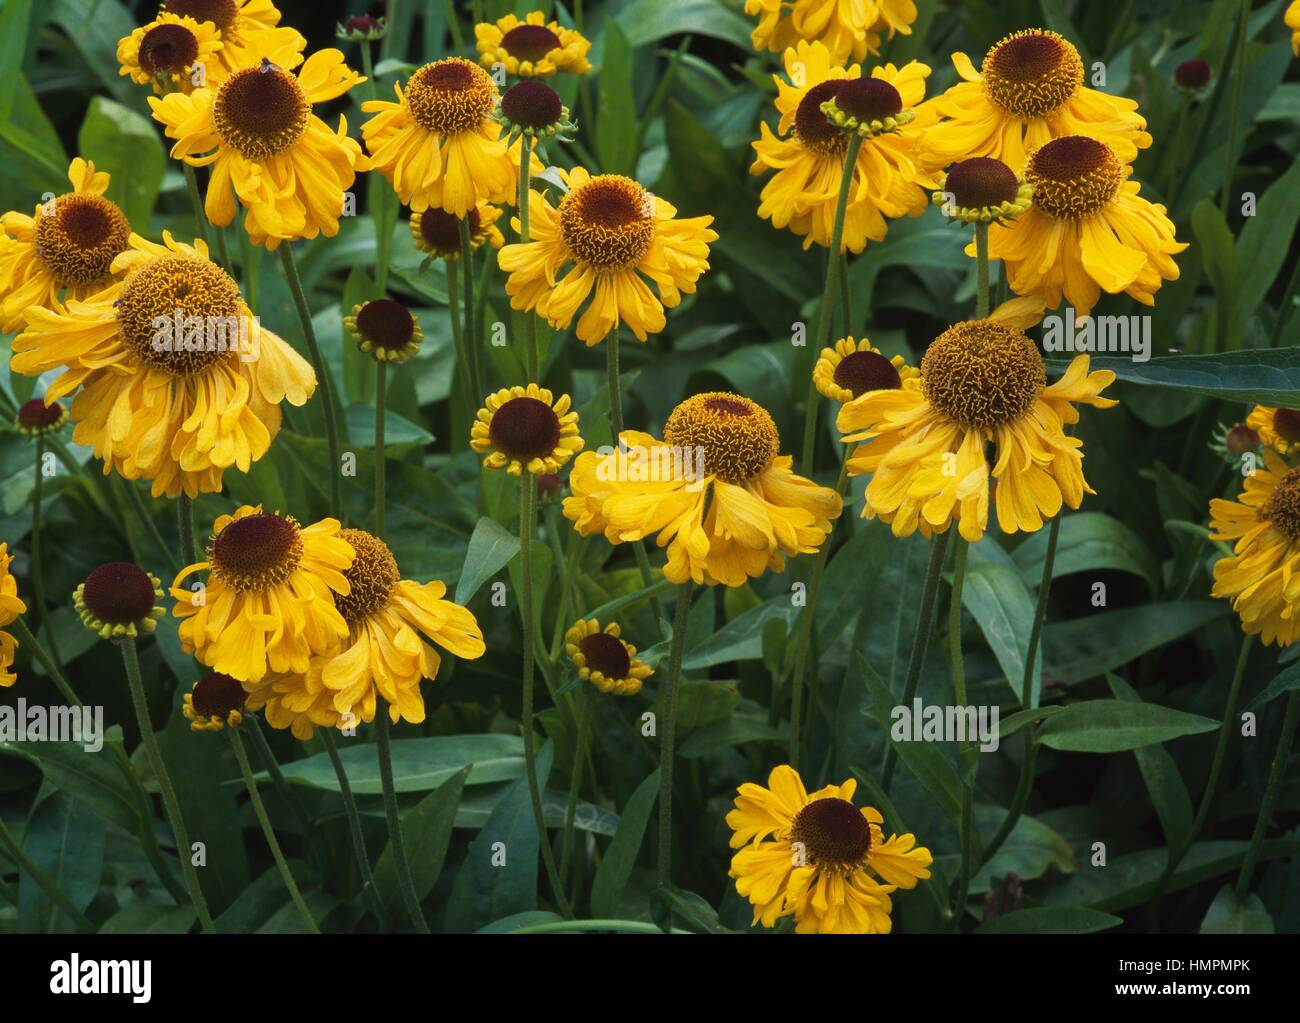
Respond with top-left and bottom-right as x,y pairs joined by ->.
834,351 -> 901,398
946,157 -> 1019,209
500,80 -> 563,130
406,58 -> 497,135
162,0 -> 238,33
1225,424 -> 1259,456
579,632 -> 631,680
356,299 -> 415,351
1174,59 -> 1212,90
489,396 -> 562,462
559,175 -> 655,270
1273,409 -> 1300,443
789,797 -> 871,870
17,399 -> 64,431
835,77 -> 902,121
191,672 -> 246,718
115,256 -> 244,375
209,513 -> 304,591
500,24 -> 562,62
82,563 -> 157,624
335,528 -> 399,624
663,392 -> 780,485
1266,469 -> 1300,541
139,22 -> 200,76
345,14 -> 381,34
922,321 -> 1046,430
213,60 -> 309,160
982,29 -> 1083,119
1025,136 -> 1123,219
34,193 -> 130,286
419,207 -> 479,255
794,80 -> 849,157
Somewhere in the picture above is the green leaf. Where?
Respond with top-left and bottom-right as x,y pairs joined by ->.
683,596 -> 798,669
997,705 -> 1065,740
618,0 -> 755,49
77,96 -> 166,229
590,769 -> 659,918
1043,349 -> 1300,406
1191,198 -> 1237,317
0,734 -> 139,834
1012,512 -> 1159,592
1037,699 -> 1218,753
99,903 -> 196,935
1199,885 -> 1275,934
976,907 -> 1121,934
1236,158 -> 1300,329
50,0 -> 139,102
343,404 -> 435,447
373,768 -> 465,926
1244,659 -> 1300,713
455,517 -> 520,605
477,910 -> 563,933
1107,673 -> 1194,852
940,806 -> 1077,893
596,18 -> 636,176
963,539 -> 1040,704
0,0 -> 32,120
18,791 -> 105,933
678,711 -> 782,757
650,885 -> 725,933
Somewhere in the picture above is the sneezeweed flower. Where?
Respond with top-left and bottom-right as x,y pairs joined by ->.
0,544 -> 27,687
183,671 -> 246,731
12,233 -> 315,498
156,0 -> 308,77
1246,406 -> 1300,455
312,528 -> 487,727
750,41 -> 939,253
727,765 -> 932,934
1288,2 -> 1300,57
495,80 -> 576,142
337,13 -> 386,42
813,337 -> 916,405
471,384 -> 584,476
0,158 -> 131,334
838,302 -> 1117,541
74,562 -> 164,640
1210,422 -> 1260,465
983,136 -> 1186,317
150,46 -> 366,249
475,11 -> 591,78
171,505 -> 354,683
410,203 -> 504,261
563,392 -> 843,587
363,57 -> 534,216
1210,450 -> 1300,646
15,398 -> 68,437
564,619 -> 652,696
744,0 -> 917,64
497,166 -> 717,345
345,298 -> 423,363
932,157 -> 1031,225
118,13 -> 225,94
1173,59 -> 1212,95
921,29 -> 1151,172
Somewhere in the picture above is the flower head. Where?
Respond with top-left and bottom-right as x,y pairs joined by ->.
727,764 -> 932,933
813,336 -> 916,405
1173,59 -> 1212,94
410,203 -> 504,261
564,392 -> 842,587
1287,1 -> 1300,57
498,166 -> 716,345
475,11 -> 591,78
75,562 -> 164,640
471,384 -> 583,476
933,157 -> 1032,225
345,298 -> 423,363
495,80 -> 576,141
15,398 -> 69,437
183,671 -> 247,730
0,544 -> 28,687
743,0 -> 917,64
157,0 -> 308,77
1246,405 -> 1300,456
337,13 -> 387,42
117,13 -> 226,94
564,619 -> 652,696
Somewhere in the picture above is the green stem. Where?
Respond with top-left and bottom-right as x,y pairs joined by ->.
359,40 -> 391,293
519,474 -> 574,917
446,258 -> 477,413
1219,0 -> 1250,215
458,218 -> 481,399
375,361 -> 387,536
657,581 -> 693,907
30,436 -> 61,668
229,728 -> 320,933
177,493 -> 198,566
975,222 -> 990,319
442,0 -> 465,52
279,244 -> 343,519
319,728 -> 385,924
0,818 -> 94,931
182,164 -> 210,249
246,716 -> 320,866
838,252 -> 853,335
1236,690 -> 1300,896
123,481 -> 181,576
560,686 -> 594,899
947,536 -> 972,925
120,636 -> 216,933
800,459 -> 851,753
517,134 -> 539,380
881,531 -> 950,792
374,706 -> 429,932
800,133 -> 863,477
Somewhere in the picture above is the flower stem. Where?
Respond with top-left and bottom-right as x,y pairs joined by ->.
947,536 -> 973,926
517,134 -> 540,380
518,473 -> 574,917
229,727 -> 320,933
442,0 -> 465,52
177,493 -> 198,566
359,41 -> 393,293
246,715 -> 322,864
182,164 -> 209,249
0,817 -> 94,931
29,436 -> 61,668
375,361 -> 387,536
318,727 -> 385,923
799,133 -> 863,477
279,243 -> 343,518
975,222 -> 990,319
445,258 -> 478,412
560,686 -> 594,900
1236,690 -> 1300,896
1219,0 -> 1251,215
120,636 -> 216,934
373,705 -> 429,932
657,580 -> 694,908
457,218 -> 482,398
881,530 -> 950,792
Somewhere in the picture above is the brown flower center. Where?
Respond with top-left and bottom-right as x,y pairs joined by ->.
405,58 -> 497,135
579,632 -> 631,680
209,513 -> 304,592
946,157 -> 1020,209
139,22 -> 201,76
500,80 -> 563,130
500,24 -> 562,63
834,77 -> 902,122
1025,135 -> 1123,220
559,175 -> 656,270
334,528 -> 399,624
834,350 -> 902,398
161,0 -> 238,33
982,29 -> 1083,119
34,193 -> 130,287
1266,468 -> 1300,542
213,59 -> 309,160
356,299 -> 415,350
922,321 -> 1046,430
794,79 -> 849,157
789,797 -> 872,870
82,563 -> 157,624
663,392 -> 779,485
191,672 -> 246,719
16,399 -> 64,431
1273,409 -> 1300,444
489,396 -> 562,463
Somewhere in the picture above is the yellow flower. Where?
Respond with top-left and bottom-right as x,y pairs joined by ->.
0,158 -> 131,334
837,301 -> 1117,541
471,384 -> 584,476
11,233 -> 316,498
155,0 -> 307,77
1247,405 -> 1300,456
362,57 -> 533,216
171,505 -> 355,683
564,619 -> 652,696
284,528 -> 487,729
1287,1 -> 1300,56
744,0 -> 917,64
117,13 -> 226,94
475,11 -> 591,78
920,30 -> 1152,172
563,392 -> 842,587
727,764 -> 932,934
0,544 -> 28,688
149,45 -> 367,249
344,298 -> 423,363
183,672 -> 246,731
411,202 -> 504,261
1210,450 -> 1300,646
813,336 -> 917,404
750,41 -> 939,253
74,563 -> 165,640
498,166 -> 717,345
983,136 -> 1186,317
